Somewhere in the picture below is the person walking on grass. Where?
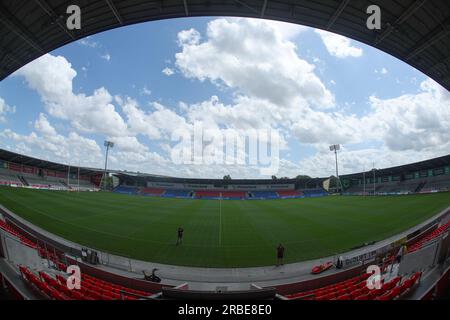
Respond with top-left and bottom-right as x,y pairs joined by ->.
276,243 -> 285,266
176,226 -> 184,246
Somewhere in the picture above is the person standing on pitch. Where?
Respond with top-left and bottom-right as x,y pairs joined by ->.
276,243 -> 285,266
176,226 -> 184,245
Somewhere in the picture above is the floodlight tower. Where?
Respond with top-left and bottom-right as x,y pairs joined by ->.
329,144 -> 341,193
363,166 -> 366,196
103,140 -> 114,190
372,163 -> 377,195
372,164 -> 377,196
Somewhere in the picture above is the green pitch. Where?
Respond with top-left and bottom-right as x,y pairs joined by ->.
0,187 -> 449,267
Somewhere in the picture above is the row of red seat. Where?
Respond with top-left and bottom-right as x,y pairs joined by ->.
72,272 -> 151,298
0,180 -> 23,186
277,190 -> 303,197
0,219 -> 37,249
2,219 -> 154,300
373,272 -> 421,300
1,219 -> 67,271
140,188 -> 165,196
54,272 -> 140,300
408,220 -> 450,253
195,190 -> 222,197
221,191 -> 247,198
286,271 -> 422,300
51,260 -> 153,299
20,265 -> 153,300
19,266 -> 71,300
286,273 -> 371,299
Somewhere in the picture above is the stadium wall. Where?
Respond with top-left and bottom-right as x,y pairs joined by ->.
1,203 -> 448,295
64,256 -> 169,294
145,181 -> 296,190
419,266 -> 450,300
0,206 -> 81,258
272,262 -> 369,296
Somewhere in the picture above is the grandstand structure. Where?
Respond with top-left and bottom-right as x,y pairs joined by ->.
115,174 -> 326,200
112,155 -> 450,199
0,148 -> 449,198
0,149 -> 101,191
0,199 -> 449,300
341,155 -> 450,195
0,149 -> 449,300
0,0 -> 449,302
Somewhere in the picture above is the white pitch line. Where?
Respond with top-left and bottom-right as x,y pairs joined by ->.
219,196 -> 222,246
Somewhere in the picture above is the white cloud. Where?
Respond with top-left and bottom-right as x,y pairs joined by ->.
101,53 -> 111,61
294,78 -> 450,152
375,67 -> 388,75
0,97 -> 16,122
367,78 -> 450,152
34,113 -> 57,136
177,28 -> 201,46
297,143 -> 450,178
1,117 -> 103,167
0,113 -> 172,174
120,97 -> 191,140
5,18 -> 449,179
77,36 -> 99,48
175,18 -> 334,110
13,54 -> 128,138
315,29 -> 363,58
141,86 -> 152,96
108,136 -> 148,153
162,67 -> 174,76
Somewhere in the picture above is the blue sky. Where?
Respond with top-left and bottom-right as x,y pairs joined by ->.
0,17 -> 449,178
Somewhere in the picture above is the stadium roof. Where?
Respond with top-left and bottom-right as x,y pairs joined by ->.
341,154 -> 450,179
1,148 -> 449,181
115,172 -> 325,185
0,148 -> 103,175
0,1 -> 449,90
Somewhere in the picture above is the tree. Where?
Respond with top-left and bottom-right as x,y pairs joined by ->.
223,175 -> 232,180
271,175 -> 277,180
296,175 -> 311,180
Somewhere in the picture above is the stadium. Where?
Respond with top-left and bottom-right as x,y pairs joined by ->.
0,0 -> 449,304
1,148 -> 449,300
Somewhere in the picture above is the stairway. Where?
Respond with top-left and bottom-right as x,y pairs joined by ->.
18,175 -> 29,186
414,181 -> 426,193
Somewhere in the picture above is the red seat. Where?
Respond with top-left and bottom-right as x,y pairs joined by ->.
360,286 -> 370,295
376,293 -> 391,301
351,289 -> 363,299
411,272 -> 422,282
360,273 -> 370,280
337,289 -> 348,296
336,294 -> 351,300
391,287 -> 401,298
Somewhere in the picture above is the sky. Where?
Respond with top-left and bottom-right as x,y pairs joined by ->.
0,17 -> 449,179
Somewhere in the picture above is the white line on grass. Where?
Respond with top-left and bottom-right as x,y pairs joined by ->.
219,196 -> 222,246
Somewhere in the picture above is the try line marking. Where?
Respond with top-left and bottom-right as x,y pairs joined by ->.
219,197 -> 222,246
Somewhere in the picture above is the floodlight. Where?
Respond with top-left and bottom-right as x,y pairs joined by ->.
102,140 -> 114,190
329,144 -> 342,193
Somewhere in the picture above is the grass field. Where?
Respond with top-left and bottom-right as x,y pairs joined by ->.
0,187 -> 449,267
